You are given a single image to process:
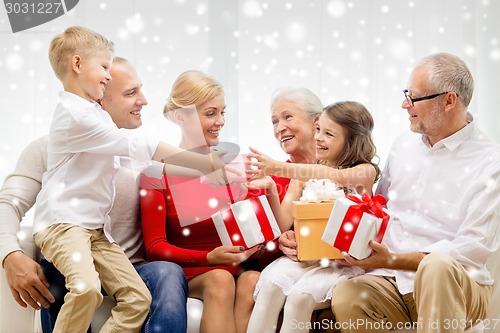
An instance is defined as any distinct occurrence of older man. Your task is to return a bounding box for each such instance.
[330,53,500,332]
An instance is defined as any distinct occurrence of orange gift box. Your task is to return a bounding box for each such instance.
[292,201,343,261]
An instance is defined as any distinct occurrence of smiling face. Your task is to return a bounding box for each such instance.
[314,112,346,166]
[403,65,447,139]
[179,93,226,149]
[196,94,226,147]
[271,99,317,162]
[100,60,148,129]
[76,51,113,102]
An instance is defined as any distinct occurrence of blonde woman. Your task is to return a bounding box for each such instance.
[140,70,259,333]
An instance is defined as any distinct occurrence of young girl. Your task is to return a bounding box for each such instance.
[246,101,381,333]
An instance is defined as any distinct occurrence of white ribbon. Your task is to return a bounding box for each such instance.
[299,179,345,203]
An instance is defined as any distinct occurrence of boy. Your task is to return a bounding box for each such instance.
[34,26,221,333]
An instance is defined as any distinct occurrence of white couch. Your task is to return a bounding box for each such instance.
[0,222,202,333]
[2,223,499,333]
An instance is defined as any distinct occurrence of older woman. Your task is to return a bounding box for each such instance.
[240,87,324,331]
[267,87,323,200]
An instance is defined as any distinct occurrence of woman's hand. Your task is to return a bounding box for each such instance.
[200,164,243,187]
[247,147,279,178]
[278,230,298,261]
[206,245,260,266]
[245,176,276,192]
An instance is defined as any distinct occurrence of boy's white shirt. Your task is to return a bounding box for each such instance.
[33,91,159,240]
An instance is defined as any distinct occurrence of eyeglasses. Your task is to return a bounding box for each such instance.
[403,89,456,107]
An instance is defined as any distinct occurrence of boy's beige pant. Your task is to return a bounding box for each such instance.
[35,223,152,333]
[331,252,492,333]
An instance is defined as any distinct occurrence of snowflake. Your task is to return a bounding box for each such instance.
[5,53,23,72]
[70,197,80,207]
[208,198,218,208]
[242,0,263,18]
[490,49,500,61]
[29,40,42,52]
[17,230,26,241]
[75,281,86,293]
[464,45,475,57]
[319,258,330,267]
[285,23,307,43]
[72,251,82,262]
[196,3,207,15]
[125,13,144,34]
[265,241,276,252]
[343,222,354,232]
[359,77,370,87]
[327,0,346,18]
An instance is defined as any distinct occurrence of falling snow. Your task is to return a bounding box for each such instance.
[1,1,500,240]
[5,53,23,71]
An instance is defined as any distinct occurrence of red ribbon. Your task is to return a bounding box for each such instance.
[345,193,387,218]
[220,207,246,247]
[333,194,390,253]
[220,196,275,248]
[333,205,364,252]
[249,196,275,242]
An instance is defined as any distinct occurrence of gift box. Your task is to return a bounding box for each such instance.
[163,143,249,227]
[292,201,343,261]
[212,195,281,248]
[321,194,392,259]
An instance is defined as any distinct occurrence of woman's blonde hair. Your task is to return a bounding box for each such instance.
[164,70,224,121]
[48,26,114,81]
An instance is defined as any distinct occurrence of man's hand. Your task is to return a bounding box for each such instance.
[279,230,298,261]
[338,241,426,271]
[3,251,54,309]
[340,240,394,270]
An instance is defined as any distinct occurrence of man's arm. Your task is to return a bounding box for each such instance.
[0,136,54,309]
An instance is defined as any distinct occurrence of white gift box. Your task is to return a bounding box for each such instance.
[321,195,392,259]
[212,195,281,248]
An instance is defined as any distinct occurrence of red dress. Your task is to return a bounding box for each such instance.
[140,173,248,280]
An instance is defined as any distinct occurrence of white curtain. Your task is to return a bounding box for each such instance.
[1,0,499,182]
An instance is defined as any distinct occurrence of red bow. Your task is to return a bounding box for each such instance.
[340,193,390,245]
[345,193,386,219]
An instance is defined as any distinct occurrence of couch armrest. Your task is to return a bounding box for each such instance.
[0,222,38,333]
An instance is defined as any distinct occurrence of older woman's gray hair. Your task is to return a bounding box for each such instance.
[270,87,323,119]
